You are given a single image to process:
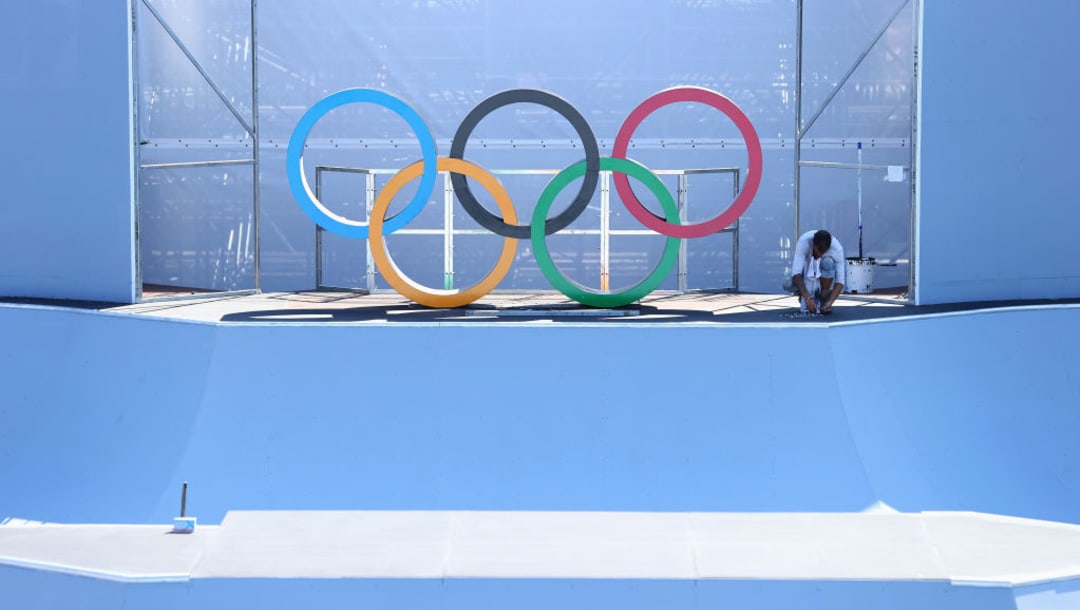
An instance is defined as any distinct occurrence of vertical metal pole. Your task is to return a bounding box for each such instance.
[794,0,804,243]
[857,141,864,259]
[131,0,143,302]
[251,0,261,291]
[366,173,376,292]
[180,481,188,518]
[909,0,920,303]
[443,171,454,290]
[677,174,688,293]
[315,169,323,289]
[600,170,610,292]
[733,171,741,292]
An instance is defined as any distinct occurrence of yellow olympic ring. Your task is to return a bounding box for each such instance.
[369,157,518,308]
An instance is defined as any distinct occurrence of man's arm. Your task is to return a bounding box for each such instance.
[789,233,816,312]
[791,273,818,313]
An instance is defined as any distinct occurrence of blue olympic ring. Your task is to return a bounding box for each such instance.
[286,88,438,239]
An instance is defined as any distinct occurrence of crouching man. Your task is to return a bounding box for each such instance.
[787,229,845,314]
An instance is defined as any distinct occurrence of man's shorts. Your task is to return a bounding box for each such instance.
[819,255,836,279]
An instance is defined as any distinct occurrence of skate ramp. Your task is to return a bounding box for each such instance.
[2,510,1079,610]
[0,304,1077,525]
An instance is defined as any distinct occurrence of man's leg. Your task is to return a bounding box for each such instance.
[800,277,821,312]
[819,256,836,296]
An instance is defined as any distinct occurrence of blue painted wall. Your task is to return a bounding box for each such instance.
[0,567,1026,610]
[3,1,1078,306]
[0,1,135,303]
[916,1,1080,304]
[1014,578,1080,610]
[0,565,129,610]
[1,305,1077,526]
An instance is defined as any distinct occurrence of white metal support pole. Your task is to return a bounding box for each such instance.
[251,0,261,291]
[131,0,143,302]
[677,173,688,293]
[794,0,804,244]
[857,141,864,259]
[443,171,454,290]
[366,174,376,292]
[910,0,921,302]
[315,169,323,288]
[733,171,741,292]
[600,170,610,291]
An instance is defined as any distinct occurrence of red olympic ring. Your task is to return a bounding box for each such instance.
[611,86,763,239]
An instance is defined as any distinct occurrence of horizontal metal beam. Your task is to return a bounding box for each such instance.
[139,288,258,304]
[153,137,910,151]
[141,159,255,170]
[314,167,757,177]
[682,167,739,176]
[799,160,893,171]
[316,166,375,175]
[380,228,737,237]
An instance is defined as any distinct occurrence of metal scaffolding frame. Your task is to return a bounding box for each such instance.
[129,1,919,302]
[131,0,260,302]
[314,167,741,295]
[795,0,918,303]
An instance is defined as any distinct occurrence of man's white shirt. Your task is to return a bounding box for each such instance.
[790,230,846,287]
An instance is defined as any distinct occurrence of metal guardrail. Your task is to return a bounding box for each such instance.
[314,166,741,295]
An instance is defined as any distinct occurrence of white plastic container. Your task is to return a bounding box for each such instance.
[845,257,876,294]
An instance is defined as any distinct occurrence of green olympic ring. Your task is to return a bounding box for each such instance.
[531,157,681,308]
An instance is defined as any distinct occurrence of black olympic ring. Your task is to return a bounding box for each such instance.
[449,89,601,239]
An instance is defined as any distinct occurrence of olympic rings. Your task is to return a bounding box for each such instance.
[286,88,438,239]
[532,157,681,308]
[611,86,763,239]
[369,158,519,309]
[288,86,762,308]
[449,89,600,239]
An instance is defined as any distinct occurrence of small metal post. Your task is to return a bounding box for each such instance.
[600,170,611,291]
[180,481,188,518]
[315,168,324,289]
[677,173,688,293]
[794,0,804,243]
[366,173,377,292]
[251,0,261,292]
[857,142,864,259]
[444,170,454,290]
[732,170,741,292]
